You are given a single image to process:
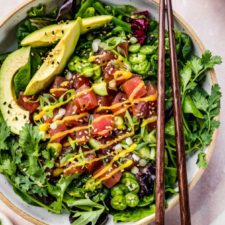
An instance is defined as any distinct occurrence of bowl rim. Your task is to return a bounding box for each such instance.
[0,0,219,225]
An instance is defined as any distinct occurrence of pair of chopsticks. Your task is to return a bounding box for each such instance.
[155,0,191,225]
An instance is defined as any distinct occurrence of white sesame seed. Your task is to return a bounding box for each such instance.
[50,123,57,130]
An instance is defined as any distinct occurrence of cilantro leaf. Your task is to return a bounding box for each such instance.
[180,66,192,91]
[0,159,16,175]
[0,115,11,150]
[201,50,222,70]
[19,124,42,176]
[192,91,209,112]
[197,152,208,168]
[187,57,203,75]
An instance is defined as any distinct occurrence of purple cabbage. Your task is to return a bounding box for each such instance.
[136,163,156,198]
[56,0,76,21]
[130,11,150,45]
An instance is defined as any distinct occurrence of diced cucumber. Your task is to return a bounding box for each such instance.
[92,81,108,96]
[137,146,151,159]
[114,116,125,130]
[89,139,101,149]
[150,147,156,161]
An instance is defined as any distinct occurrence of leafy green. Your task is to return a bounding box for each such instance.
[29,18,55,29]
[49,175,77,213]
[0,1,222,224]
[0,53,9,67]
[19,125,42,175]
[197,152,208,168]
[16,19,37,43]
[14,57,31,95]
[0,113,11,150]
[165,167,177,188]
[183,95,204,118]
[70,199,105,225]
[27,4,46,18]
[113,205,155,222]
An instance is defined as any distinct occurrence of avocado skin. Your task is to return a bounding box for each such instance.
[0,47,30,134]
[24,18,82,96]
[21,16,113,47]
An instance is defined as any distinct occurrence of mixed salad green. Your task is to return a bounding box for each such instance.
[0,0,222,225]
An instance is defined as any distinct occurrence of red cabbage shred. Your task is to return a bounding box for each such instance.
[130,11,150,45]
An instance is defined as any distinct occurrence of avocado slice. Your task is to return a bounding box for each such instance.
[0,47,31,134]
[81,15,113,34]
[21,16,113,47]
[24,18,82,95]
[21,23,73,47]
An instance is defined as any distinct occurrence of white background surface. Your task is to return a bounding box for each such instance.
[0,0,225,225]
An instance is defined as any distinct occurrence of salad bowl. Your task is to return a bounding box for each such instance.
[0,0,219,225]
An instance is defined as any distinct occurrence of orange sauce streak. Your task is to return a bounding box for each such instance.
[63,155,108,172]
[61,131,134,166]
[113,70,132,82]
[50,88,68,94]
[96,92,157,113]
[55,113,89,125]
[128,82,145,100]
[99,160,133,182]
[93,144,136,179]
[35,88,93,121]
[50,125,91,142]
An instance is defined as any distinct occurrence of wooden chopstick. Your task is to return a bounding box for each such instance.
[166,0,191,224]
[155,0,166,224]
[156,0,191,224]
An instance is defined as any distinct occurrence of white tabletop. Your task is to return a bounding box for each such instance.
[0,1,225,225]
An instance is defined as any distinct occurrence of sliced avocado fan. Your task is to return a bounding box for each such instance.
[21,15,113,47]
[24,18,82,96]
[0,47,31,134]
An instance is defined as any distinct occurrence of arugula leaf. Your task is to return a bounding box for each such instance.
[69,199,105,225]
[49,175,77,213]
[72,209,104,225]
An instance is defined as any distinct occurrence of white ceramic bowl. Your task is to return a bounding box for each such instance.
[0,0,218,225]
